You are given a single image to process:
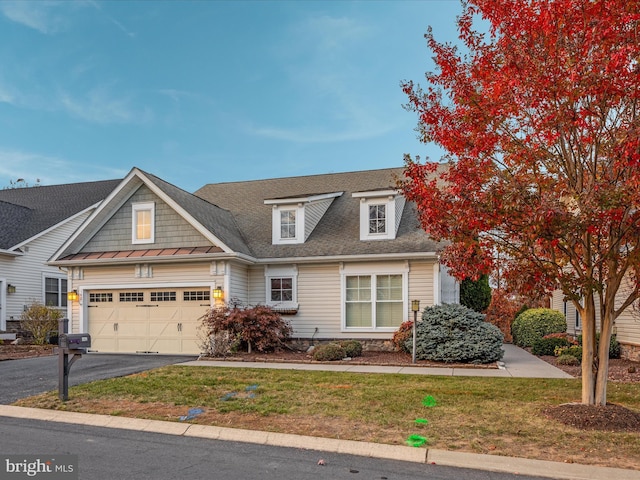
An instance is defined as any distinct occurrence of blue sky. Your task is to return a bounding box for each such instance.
[0,0,464,192]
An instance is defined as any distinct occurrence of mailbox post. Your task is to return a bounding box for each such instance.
[57,318,91,401]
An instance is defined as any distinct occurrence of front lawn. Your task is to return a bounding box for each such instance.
[14,366,640,470]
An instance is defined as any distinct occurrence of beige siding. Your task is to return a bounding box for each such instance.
[293,264,341,337]
[614,280,640,347]
[83,185,213,252]
[248,266,266,305]
[408,260,435,310]
[229,263,249,305]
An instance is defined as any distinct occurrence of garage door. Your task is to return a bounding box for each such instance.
[87,288,211,354]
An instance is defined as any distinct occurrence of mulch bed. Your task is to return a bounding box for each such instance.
[544,403,640,432]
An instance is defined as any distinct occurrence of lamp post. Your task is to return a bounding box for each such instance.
[411,299,420,364]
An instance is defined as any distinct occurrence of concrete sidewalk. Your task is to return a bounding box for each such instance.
[179,344,574,379]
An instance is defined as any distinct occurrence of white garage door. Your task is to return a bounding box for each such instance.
[87,288,211,354]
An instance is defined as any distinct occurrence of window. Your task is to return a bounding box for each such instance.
[280,210,296,239]
[89,292,113,303]
[369,204,386,234]
[184,290,210,301]
[120,292,144,302]
[45,277,67,308]
[270,278,293,302]
[150,291,176,302]
[132,202,155,244]
[344,273,404,329]
[265,265,298,308]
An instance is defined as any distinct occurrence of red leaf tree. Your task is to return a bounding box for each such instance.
[400,0,640,405]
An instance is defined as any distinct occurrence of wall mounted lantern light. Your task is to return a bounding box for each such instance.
[67,290,79,302]
[7,284,16,294]
[212,287,224,300]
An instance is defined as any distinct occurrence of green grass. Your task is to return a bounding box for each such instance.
[14,366,640,469]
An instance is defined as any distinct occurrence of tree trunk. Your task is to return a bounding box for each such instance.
[594,313,614,406]
[580,295,597,405]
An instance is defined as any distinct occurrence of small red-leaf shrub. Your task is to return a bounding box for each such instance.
[483,290,522,343]
[201,304,292,353]
[392,321,414,353]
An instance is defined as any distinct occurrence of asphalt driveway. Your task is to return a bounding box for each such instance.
[0,353,197,404]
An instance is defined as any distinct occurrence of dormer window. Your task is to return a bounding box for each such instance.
[369,204,386,235]
[280,209,297,239]
[132,201,155,244]
[353,190,405,241]
[265,191,343,245]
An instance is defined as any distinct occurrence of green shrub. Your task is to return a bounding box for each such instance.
[555,345,582,359]
[339,340,363,358]
[557,354,580,366]
[460,275,492,313]
[20,302,62,345]
[532,336,572,356]
[576,333,621,359]
[405,303,504,364]
[313,343,346,361]
[392,321,413,353]
[511,308,566,348]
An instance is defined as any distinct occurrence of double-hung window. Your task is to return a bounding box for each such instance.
[132,202,155,244]
[265,265,298,309]
[45,276,67,308]
[343,266,406,330]
[280,210,297,240]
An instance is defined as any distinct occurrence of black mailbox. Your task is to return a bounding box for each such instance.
[59,333,91,349]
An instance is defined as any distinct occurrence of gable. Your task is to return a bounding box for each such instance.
[81,184,217,253]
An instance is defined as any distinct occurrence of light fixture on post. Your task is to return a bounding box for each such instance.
[67,290,78,302]
[212,286,224,300]
[411,299,420,364]
[6,284,16,294]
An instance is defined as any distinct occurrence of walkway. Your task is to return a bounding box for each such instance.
[179,343,573,379]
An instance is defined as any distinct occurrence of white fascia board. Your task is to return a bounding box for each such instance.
[0,249,23,257]
[352,189,399,199]
[264,191,343,205]
[255,251,439,265]
[136,170,236,254]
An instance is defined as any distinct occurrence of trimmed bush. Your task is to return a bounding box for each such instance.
[555,345,582,359]
[576,333,621,359]
[511,308,566,348]
[557,354,580,366]
[339,340,363,358]
[20,302,62,345]
[532,336,572,356]
[392,321,413,353]
[405,303,504,364]
[313,343,346,361]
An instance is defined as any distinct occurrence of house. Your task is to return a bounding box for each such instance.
[551,288,640,362]
[0,179,121,334]
[49,166,459,355]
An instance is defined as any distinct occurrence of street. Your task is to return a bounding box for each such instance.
[0,416,550,480]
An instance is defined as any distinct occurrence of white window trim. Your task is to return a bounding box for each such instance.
[265,265,298,308]
[270,205,305,245]
[353,191,401,241]
[43,273,68,309]
[340,263,408,332]
[132,201,155,244]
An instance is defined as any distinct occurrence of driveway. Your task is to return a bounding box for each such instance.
[0,353,197,404]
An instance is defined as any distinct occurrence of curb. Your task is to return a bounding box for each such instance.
[1,405,638,480]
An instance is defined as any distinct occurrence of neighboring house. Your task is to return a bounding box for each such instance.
[50,166,458,355]
[0,179,121,333]
[551,287,640,362]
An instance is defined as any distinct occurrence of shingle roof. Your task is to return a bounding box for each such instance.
[194,167,444,259]
[0,179,121,250]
